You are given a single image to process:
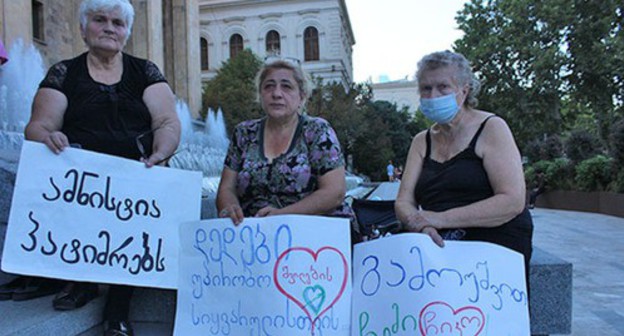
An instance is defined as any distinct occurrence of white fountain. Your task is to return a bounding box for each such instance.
[0,39,45,153]
[169,101,229,197]
[0,39,47,283]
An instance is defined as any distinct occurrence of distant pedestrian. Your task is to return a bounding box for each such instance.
[387,160,395,182]
[394,165,403,181]
[528,171,546,209]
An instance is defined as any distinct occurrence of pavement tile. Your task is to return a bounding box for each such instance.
[532,208,624,336]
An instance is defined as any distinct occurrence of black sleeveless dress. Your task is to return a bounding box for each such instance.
[414,116,533,274]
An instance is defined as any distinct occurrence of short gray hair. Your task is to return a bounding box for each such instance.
[256,59,313,105]
[79,0,135,39]
[416,50,481,108]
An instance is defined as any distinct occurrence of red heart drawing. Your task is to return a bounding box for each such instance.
[273,246,348,334]
[419,301,485,335]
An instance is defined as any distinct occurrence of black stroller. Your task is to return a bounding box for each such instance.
[350,194,402,242]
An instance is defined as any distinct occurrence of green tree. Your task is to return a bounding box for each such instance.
[454,0,623,150]
[202,49,263,133]
[407,108,431,138]
[307,80,367,160]
[565,1,624,146]
[349,99,426,180]
[369,100,415,165]
[351,103,394,180]
[454,0,568,150]
[307,80,401,180]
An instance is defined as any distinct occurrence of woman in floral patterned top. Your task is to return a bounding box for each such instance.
[216,58,352,225]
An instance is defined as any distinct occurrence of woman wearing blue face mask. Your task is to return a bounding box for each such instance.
[395,51,533,280]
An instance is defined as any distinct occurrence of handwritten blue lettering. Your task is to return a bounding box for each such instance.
[190,299,340,335]
[357,244,527,310]
[193,224,293,275]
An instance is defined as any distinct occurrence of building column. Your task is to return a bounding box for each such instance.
[1,0,31,47]
[163,0,201,118]
[125,0,164,70]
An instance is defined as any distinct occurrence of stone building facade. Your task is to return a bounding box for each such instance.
[198,0,355,88]
[371,79,420,115]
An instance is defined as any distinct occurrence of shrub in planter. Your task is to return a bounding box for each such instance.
[609,118,624,165]
[539,135,564,161]
[565,130,601,163]
[574,155,614,191]
[524,165,543,191]
[524,165,537,187]
[523,139,542,163]
[609,168,624,193]
[530,158,574,190]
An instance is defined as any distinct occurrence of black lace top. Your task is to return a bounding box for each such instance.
[39,52,167,159]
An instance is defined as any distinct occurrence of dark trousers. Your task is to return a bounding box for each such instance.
[464,209,534,298]
[104,285,134,321]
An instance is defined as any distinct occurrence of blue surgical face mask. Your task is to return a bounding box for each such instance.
[419,92,460,124]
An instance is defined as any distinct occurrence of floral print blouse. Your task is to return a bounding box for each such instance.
[224,114,353,218]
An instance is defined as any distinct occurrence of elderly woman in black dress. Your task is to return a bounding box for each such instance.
[23,0,179,334]
[395,51,533,282]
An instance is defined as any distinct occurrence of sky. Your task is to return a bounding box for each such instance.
[344,0,468,83]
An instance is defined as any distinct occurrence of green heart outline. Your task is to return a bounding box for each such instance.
[303,285,326,315]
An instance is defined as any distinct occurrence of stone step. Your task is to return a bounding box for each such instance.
[129,288,176,323]
[77,322,172,336]
[0,285,176,336]
[0,291,104,336]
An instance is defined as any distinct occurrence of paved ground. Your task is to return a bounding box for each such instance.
[531,208,624,335]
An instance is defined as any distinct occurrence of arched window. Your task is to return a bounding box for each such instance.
[266,30,281,55]
[200,37,209,71]
[229,34,244,59]
[304,26,319,61]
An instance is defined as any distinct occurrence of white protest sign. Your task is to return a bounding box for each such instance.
[175,215,352,336]
[1,140,202,289]
[352,233,530,336]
